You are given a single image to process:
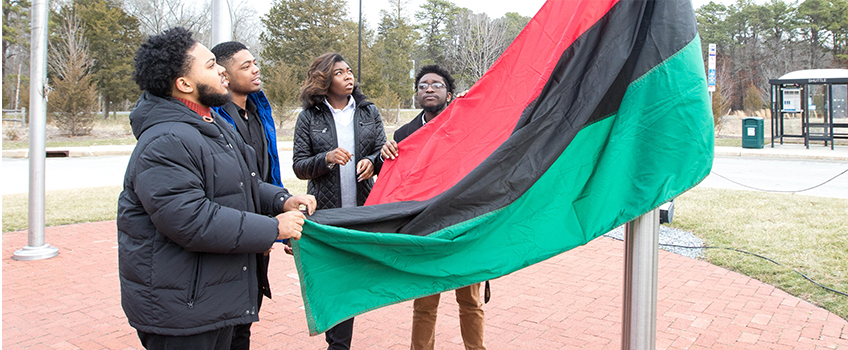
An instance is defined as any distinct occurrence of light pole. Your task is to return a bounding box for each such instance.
[358,0,362,82]
[210,0,232,46]
[409,59,415,108]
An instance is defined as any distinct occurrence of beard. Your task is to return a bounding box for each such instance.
[197,83,232,107]
[421,100,448,115]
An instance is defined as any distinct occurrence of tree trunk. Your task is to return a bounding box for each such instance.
[103,95,111,120]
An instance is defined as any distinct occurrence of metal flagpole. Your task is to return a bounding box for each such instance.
[621,209,660,349]
[210,0,233,47]
[14,0,59,261]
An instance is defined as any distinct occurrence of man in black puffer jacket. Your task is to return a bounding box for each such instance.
[118,27,316,349]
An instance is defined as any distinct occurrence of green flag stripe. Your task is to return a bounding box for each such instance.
[294,36,712,335]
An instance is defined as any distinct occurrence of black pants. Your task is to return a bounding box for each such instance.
[137,326,234,350]
[231,282,266,350]
[230,323,252,350]
[324,318,354,350]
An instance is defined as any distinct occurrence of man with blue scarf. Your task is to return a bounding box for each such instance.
[211,41,281,350]
[211,41,282,188]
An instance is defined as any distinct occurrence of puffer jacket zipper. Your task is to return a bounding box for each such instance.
[188,254,202,308]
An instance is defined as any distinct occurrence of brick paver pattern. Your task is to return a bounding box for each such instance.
[4,221,847,349]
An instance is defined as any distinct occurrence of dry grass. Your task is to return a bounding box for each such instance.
[2,186,123,232]
[2,115,135,150]
[669,187,848,319]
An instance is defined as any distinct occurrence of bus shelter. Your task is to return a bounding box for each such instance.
[769,69,848,149]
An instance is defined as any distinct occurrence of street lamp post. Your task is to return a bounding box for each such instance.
[210,0,232,46]
[358,0,362,82]
[409,59,415,108]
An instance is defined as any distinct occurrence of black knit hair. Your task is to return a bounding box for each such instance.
[414,65,455,96]
[210,41,248,68]
[132,27,197,97]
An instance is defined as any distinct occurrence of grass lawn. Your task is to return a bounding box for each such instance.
[4,180,845,319]
[3,116,137,150]
[714,138,741,147]
[714,137,776,148]
[3,186,124,232]
[668,187,848,319]
[2,136,137,150]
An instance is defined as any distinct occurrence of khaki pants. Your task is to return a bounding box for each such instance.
[410,283,485,350]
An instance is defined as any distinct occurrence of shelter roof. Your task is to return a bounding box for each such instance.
[771,69,848,84]
[778,69,848,80]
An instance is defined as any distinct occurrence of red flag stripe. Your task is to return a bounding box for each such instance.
[366,0,620,205]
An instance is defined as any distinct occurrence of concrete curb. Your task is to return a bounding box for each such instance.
[714,145,848,161]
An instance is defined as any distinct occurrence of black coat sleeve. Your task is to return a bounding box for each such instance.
[257,181,292,216]
[292,109,333,180]
[133,133,277,254]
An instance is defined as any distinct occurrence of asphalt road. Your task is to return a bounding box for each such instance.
[3,152,848,199]
[1,151,296,195]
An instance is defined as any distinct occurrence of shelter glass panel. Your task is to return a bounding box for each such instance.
[834,85,847,120]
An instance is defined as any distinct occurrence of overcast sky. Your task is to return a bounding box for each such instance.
[254,0,726,28]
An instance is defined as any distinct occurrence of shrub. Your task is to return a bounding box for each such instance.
[47,11,97,136]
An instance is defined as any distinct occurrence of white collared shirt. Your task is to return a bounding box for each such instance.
[324,96,357,208]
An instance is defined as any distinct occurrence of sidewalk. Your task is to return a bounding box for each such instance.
[714,143,848,161]
[4,142,848,161]
[3,222,847,349]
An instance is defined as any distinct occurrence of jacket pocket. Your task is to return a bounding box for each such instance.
[187,254,202,308]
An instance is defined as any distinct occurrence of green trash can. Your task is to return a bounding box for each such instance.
[742,117,764,149]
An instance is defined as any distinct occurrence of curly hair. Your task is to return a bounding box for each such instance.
[415,65,455,96]
[132,27,197,97]
[210,41,248,68]
[300,52,363,109]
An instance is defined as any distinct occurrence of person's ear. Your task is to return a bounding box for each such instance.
[175,76,194,94]
[446,92,453,103]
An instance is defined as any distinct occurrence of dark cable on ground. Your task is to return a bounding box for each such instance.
[710,167,848,194]
[606,235,848,299]
[662,243,848,298]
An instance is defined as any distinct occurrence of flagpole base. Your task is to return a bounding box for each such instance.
[13,244,59,261]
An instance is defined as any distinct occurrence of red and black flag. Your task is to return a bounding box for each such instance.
[293,0,714,335]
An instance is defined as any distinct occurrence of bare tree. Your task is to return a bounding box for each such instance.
[47,10,98,135]
[230,0,261,51]
[125,0,262,53]
[124,0,211,42]
[445,10,508,89]
[713,60,734,133]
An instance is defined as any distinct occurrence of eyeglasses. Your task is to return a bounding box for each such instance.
[417,82,446,90]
